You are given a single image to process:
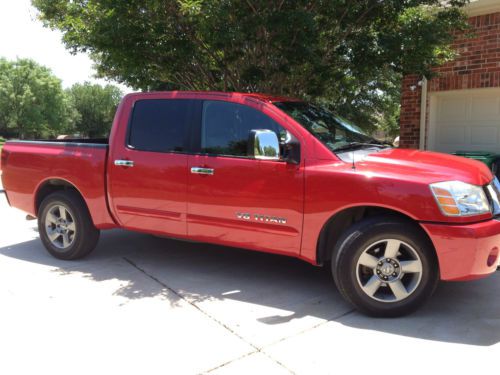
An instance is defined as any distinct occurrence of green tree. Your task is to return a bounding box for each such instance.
[0,58,73,139]
[32,0,469,131]
[67,82,122,137]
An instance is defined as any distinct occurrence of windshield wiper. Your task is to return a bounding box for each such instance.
[333,142,387,153]
[334,142,388,152]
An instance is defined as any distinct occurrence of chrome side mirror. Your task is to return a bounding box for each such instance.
[248,130,280,161]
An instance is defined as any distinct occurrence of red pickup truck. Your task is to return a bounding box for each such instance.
[2,91,499,316]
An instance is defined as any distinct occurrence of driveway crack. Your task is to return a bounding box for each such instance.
[263,307,356,349]
[122,257,259,349]
[123,256,304,375]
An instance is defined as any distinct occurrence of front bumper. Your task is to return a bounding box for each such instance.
[422,219,500,281]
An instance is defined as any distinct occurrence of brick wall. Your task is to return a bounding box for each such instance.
[399,12,500,148]
[399,75,422,148]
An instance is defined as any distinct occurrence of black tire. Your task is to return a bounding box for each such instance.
[332,216,439,317]
[38,190,100,260]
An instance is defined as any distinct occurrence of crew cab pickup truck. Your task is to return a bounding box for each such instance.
[2,91,500,317]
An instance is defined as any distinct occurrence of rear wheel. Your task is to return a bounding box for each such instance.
[332,216,439,317]
[38,190,100,260]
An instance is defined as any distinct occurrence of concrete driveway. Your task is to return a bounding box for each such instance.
[0,191,499,375]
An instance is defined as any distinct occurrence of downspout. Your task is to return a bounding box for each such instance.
[419,77,428,150]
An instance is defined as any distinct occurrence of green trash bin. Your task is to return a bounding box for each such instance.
[453,151,500,178]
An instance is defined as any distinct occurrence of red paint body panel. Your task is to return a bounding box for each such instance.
[421,220,500,281]
[187,154,304,256]
[107,148,188,237]
[1,142,116,229]
[1,91,499,283]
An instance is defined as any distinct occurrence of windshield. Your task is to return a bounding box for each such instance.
[274,102,381,152]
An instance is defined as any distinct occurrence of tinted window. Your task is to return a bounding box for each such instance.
[201,101,284,157]
[129,99,194,152]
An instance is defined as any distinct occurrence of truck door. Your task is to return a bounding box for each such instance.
[108,99,199,237]
[187,100,304,256]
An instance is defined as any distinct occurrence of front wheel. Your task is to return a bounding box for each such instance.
[332,217,439,317]
[38,190,100,260]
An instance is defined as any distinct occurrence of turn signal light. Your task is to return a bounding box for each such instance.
[431,186,461,216]
[440,205,460,215]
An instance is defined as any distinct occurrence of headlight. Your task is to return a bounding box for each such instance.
[430,181,490,216]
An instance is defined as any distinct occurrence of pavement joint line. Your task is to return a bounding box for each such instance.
[123,256,297,374]
[260,351,297,375]
[333,308,357,320]
[121,256,252,344]
[262,307,356,350]
[203,350,297,375]
[202,350,259,374]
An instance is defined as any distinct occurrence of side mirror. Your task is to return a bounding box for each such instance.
[248,130,280,161]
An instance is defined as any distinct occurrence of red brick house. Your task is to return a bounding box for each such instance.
[400,0,500,152]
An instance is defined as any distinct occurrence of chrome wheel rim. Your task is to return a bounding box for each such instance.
[45,204,76,250]
[355,239,423,303]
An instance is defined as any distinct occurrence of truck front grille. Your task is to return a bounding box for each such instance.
[485,178,500,217]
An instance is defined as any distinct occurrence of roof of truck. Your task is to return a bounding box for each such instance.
[124,91,301,103]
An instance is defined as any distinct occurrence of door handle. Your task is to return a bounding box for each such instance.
[191,167,214,175]
[114,159,134,168]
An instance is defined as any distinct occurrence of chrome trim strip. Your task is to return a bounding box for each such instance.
[486,178,500,216]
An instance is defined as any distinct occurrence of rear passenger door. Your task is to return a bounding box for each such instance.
[187,100,304,256]
[108,99,199,237]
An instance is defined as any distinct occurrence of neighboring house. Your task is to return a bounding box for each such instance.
[400,0,500,152]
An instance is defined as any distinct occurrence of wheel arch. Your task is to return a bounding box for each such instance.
[315,205,436,266]
[34,178,88,217]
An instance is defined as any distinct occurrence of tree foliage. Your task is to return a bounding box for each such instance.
[0,58,122,139]
[67,82,122,137]
[32,0,469,130]
[0,58,73,138]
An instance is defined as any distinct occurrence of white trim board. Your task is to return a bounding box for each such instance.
[466,0,500,17]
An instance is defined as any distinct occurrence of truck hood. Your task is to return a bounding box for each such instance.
[341,147,494,186]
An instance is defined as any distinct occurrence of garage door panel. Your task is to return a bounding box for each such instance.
[470,126,498,145]
[430,88,500,153]
[437,97,468,121]
[437,125,466,145]
[470,97,500,121]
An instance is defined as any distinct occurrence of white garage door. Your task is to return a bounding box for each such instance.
[428,88,500,153]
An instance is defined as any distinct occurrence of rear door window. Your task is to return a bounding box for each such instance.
[128,99,196,152]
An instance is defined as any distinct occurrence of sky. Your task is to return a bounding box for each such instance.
[0,0,132,93]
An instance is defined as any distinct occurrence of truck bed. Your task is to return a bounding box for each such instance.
[27,138,109,145]
[1,140,116,228]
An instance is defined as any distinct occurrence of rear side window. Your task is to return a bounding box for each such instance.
[201,101,284,157]
[128,99,195,152]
